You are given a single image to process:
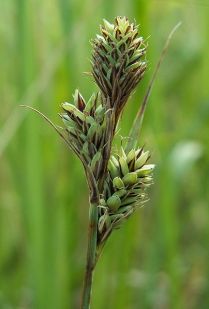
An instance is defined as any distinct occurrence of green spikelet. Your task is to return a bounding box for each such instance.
[102,146,155,231]
[92,17,147,122]
[113,176,124,189]
[119,156,129,176]
[108,159,119,179]
[113,189,127,198]
[84,93,96,114]
[107,195,121,212]
[123,172,138,186]
[136,164,155,177]
[135,151,150,169]
[62,102,86,122]
[73,89,86,111]
[126,149,136,164]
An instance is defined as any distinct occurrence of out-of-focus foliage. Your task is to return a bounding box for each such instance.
[0,1,209,308]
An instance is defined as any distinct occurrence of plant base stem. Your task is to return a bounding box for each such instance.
[81,202,98,309]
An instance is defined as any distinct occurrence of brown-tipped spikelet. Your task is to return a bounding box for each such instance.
[60,90,107,180]
[92,17,147,122]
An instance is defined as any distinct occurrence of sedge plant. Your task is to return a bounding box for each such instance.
[62,18,153,308]
[21,16,180,309]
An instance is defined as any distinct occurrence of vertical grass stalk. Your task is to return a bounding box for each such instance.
[81,202,98,308]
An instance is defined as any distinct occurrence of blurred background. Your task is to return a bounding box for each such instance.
[0,0,209,308]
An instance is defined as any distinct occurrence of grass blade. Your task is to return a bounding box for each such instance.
[126,22,182,152]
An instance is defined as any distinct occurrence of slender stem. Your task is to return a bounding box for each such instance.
[126,22,181,152]
[81,202,98,309]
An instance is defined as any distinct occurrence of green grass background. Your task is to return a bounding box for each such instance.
[0,0,209,308]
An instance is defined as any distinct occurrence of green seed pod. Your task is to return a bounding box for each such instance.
[130,48,144,62]
[108,159,119,179]
[84,93,96,113]
[103,19,115,31]
[62,103,86,122]
[120,147,127,160]
[62,102,74,112]
[111,155,119,167]
[113,189,127,198]
[86,115,96,126]
[123,172,138,186]
[126,149,136,164]
[135,151,150,169]
[135,148,143,158]
[107,195,121,212]
[136,164,155,177]
[119,157,129,176]
[113,176,124,189]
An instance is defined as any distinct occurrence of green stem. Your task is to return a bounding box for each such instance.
[81,202,98,309]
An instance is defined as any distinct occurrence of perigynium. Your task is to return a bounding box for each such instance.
[22,16,180,309]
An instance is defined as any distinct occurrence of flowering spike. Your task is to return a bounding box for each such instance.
[92,17,147,122]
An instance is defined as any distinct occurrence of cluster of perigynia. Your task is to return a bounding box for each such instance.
[60,17,154,239]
